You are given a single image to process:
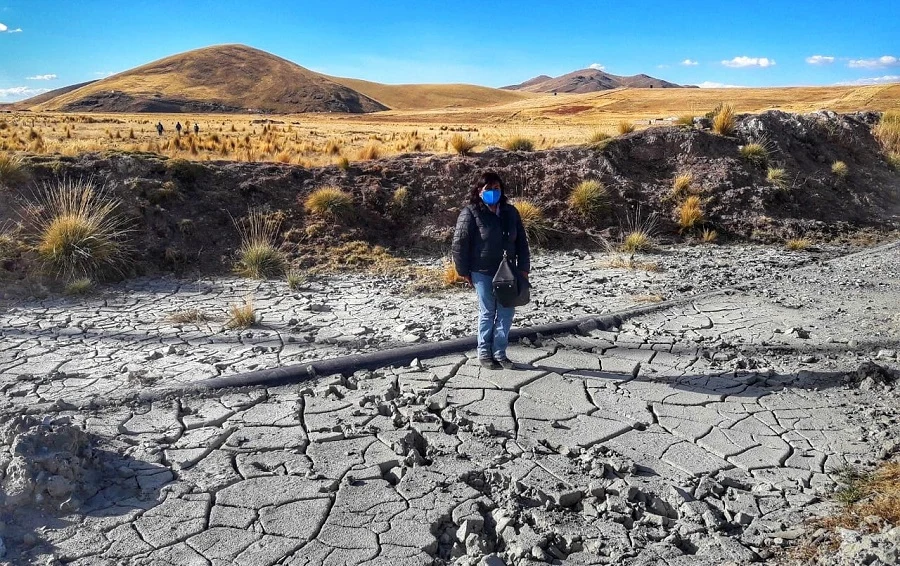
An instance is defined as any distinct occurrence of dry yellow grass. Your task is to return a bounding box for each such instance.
[64,277,93,295]
[2,84,898,167]
[28,178,130,278]
[621,231,653,252]
[505,136,534,151]
[617,121,636,134]
[874,110,900,154]
[511,199,547,244]
[226,298,256,329]
[233,209,286,279]
[767,167,788,188]
[168,309,210,324]
[441,260,465,287]
[700,228,718,243]
[450,134,477,155]
[740,142,768,166]
[832,160,849,178]
[786,237,811,250]
[677,195,704,231]
[0,152,27,186]
[305,186,353,219]
[712,103,736,136]
[568,179,606,218]
[672,173,693,197]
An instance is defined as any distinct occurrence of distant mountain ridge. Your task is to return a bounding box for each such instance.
[503,68,685,93]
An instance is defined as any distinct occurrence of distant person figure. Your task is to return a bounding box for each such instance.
[193,122,199,135]
[155,122,164,136]
[175,122,182,136]
[452,170,530,370]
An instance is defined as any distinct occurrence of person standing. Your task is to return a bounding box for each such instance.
[175,122,182,136]
[452,171,530,369]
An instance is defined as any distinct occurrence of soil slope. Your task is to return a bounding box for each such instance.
[1,110,897,279]
[29,44,387,114]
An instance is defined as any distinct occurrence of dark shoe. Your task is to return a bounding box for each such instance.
[495,357,515,370]
[479,357,500,370]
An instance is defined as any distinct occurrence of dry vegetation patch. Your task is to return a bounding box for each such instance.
[233,209,286,279]
[27,178,130,279]
[568,179,607,219]
[226,298,256,329]
[511,199,548,245]
[677,195,704,232]
[305,186,353,220]
[712,103,736,136]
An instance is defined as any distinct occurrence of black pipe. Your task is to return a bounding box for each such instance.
[179,289,728,394]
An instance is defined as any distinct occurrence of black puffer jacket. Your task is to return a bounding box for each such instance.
[452,202,530,277]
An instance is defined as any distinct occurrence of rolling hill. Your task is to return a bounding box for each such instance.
[30,44,388,114]
[325,76,532,111]
[503,68,684,93]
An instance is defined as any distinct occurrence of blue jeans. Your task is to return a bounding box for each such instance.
[471,271,515,360]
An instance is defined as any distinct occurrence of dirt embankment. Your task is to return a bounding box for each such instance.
[0,110,897,279]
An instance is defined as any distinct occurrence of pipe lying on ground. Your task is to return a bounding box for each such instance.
[179,289,733,393]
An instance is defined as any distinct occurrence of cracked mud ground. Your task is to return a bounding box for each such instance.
[1,242,898,565]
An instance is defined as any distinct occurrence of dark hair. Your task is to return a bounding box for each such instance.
[467,170,508,206]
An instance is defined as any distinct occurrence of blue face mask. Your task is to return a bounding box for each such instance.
[481,188,501,206]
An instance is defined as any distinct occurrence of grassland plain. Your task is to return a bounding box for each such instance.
[1,84,898,167]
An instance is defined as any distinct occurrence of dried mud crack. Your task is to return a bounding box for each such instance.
[0,240,896,564]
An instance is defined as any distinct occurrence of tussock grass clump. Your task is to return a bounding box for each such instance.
[392,186,410,209]
[0,152,28,187]
[700,228,718,243]
[305,186,353,219]
[588,130,611,145]
[226,299,256,329]
[617,121,636,135]
[286,269,305,290]
[336,156,350,170]
[767,167,787,188]
[450,134,477,156]
[168,309,210,324]
[65,277,93,296]
[442,260,465,287]
[786,237,811,251]
[832,160,849,178]
[677,195,704,231]
[233,209,286,279]
[888,152,900,172]
[29,178,130,279]
[874,111,900,154]
[675,115,695,127]
[621,231,653,253]
[672,173,693,197]
[568,180,607,219]
[712,103,736,136]
[511,199,547,245]
[740,142,768,166]
[505,136,534,152]
[358,143,381,161]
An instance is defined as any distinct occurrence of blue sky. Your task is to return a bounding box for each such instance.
[1,0,898,101]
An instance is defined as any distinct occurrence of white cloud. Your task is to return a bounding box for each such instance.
[836,75,900,86]
[848,55,899,69]
[681,59,699,66]
[0,23,6,32]
[26,74,57,80]
[94,71,118,78]
[806,55,835,65]
[588,63,606,71]
[0,86,51,101]
[0,22,21,33]
[696,81,745,88]
[721,56,776,68]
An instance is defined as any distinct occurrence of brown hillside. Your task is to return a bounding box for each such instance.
[31,44,387,114]
[9,81,98,110]
[505,68,682,93]
[326,76,533,110]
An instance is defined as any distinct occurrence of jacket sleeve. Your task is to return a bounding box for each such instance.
[513,208,531,273]
[451,207,474,277]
